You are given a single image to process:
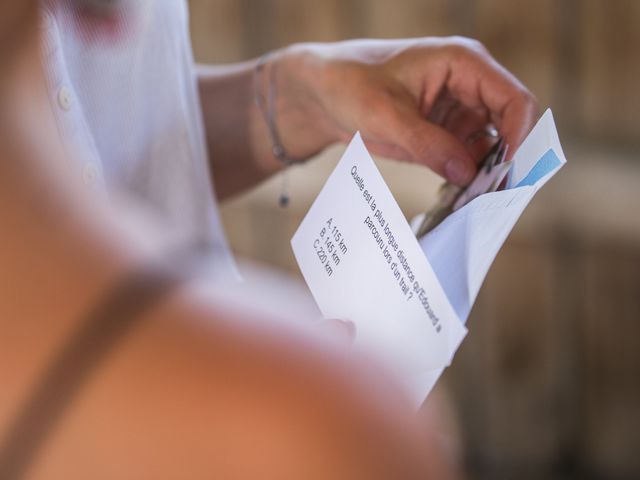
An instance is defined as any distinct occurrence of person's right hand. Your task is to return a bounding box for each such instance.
[276,36,539,185]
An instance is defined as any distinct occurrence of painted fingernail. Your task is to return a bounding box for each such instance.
[445,158,471,185]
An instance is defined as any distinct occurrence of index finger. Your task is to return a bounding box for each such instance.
[445,43,539,157]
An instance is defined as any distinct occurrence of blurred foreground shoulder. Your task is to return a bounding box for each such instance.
[27,284,431,480]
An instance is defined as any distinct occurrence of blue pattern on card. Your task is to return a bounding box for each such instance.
[515,148,562,187]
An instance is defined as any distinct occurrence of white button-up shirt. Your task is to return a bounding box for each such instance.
[40,0,237,280]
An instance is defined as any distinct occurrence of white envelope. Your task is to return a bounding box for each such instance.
[420,108,566,325]
[292,109,566,407]
[405,109,566,404]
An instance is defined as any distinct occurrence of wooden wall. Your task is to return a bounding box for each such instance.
[189,0,640,148]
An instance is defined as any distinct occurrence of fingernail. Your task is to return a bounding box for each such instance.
[445,158,471,185]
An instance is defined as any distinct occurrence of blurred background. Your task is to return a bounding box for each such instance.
[188,1,640,479]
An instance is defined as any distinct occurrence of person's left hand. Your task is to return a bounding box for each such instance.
[275,37,539,186]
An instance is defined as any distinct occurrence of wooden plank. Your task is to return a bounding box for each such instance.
[449,239,560,474]
[583,245,640,477]
[188,0,246,62]
[582,0,640,146]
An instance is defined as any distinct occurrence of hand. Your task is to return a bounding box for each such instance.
[277,37,539,186]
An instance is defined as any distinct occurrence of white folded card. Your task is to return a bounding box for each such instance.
[292,109,566,407]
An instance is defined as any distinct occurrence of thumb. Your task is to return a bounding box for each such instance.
[318,319,356,344]
[390,105,476,185]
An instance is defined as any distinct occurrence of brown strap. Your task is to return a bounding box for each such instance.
[0,267,182,479]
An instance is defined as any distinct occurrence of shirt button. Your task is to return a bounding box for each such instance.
[82,163,98,186]
[58,86,73,111]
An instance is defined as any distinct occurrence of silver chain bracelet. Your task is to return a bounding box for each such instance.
[254,53,297,207]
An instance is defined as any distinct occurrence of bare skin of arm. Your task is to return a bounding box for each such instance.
[0,22,436,480]
[199,39,538,200]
